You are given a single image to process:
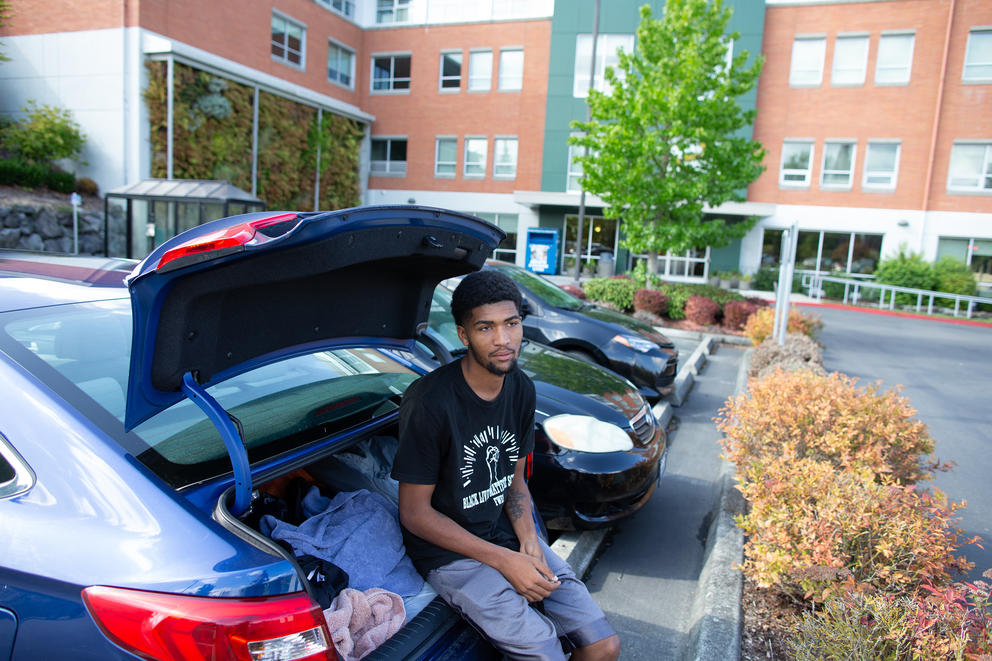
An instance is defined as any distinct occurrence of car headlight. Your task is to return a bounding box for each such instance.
[542,414,633,453]
[611,333,657,353]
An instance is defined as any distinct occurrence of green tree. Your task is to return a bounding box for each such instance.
[571,1,765,277]
[0,0,11,63]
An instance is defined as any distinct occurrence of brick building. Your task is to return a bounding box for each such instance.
[1,0,989,283]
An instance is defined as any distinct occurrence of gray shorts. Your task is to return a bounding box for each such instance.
[426,539,616,661]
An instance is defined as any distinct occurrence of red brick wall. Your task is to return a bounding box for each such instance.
[749,0,992,214]
[361,20,551,193]
[1,0,130,33]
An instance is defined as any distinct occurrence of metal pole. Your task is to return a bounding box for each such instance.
[573,0,600,282]
[166,56,174,179]
[251,86,260,197]
[314,108,322,211]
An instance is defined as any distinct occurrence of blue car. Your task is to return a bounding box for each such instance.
[0,206,663,661]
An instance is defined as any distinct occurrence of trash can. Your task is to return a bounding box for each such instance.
[597,252,614,277]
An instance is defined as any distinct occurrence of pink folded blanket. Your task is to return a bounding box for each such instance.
[323,587,406,661]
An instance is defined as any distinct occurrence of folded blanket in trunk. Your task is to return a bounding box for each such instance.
[261,487,422,597]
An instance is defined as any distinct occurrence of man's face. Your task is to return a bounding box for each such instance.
[456,300,523,376]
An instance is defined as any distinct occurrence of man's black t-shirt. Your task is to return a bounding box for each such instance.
[391,359,536,574]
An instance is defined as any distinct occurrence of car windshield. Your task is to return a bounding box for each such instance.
[488,263,585,310]
[429,286,463,351]
[0,299,418,489]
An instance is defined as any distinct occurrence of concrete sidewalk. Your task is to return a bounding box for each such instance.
[554,326,750,661]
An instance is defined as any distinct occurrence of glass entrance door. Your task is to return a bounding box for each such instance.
[561,215,618,274]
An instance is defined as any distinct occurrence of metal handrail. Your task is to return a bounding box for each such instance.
[803,272,992,319]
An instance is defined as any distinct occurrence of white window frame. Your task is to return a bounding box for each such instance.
[863,140,901,191]
[327,40,355,89]
[370,53,412,93]
[376,0,410,24]
[947,141,992,193]
[963,28,992,83]
[831,34,869,86]
[370,136,407,177]
[875,31,915,86]
[566,132,586,192]
[573,34,634,98]
[498,48,524,91]
[464,136,488,178]
[789,36,826,87]
[820,140,857,190]
[780,140,815,188]
[439,50,462,92]
[271,11,306,70]
[434,136,457,178]
[468,50,493,92]
[315,0,355,20]
[493,136,518,179]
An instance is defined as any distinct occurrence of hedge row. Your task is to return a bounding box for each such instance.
[0,158,75,193]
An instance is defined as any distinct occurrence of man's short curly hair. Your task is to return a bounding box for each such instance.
[451,270,522,327]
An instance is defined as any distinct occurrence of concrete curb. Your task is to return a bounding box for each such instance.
[682,347,753,661]
[670,334,714,407]
[655,325,753,347]
[551,528,610,579]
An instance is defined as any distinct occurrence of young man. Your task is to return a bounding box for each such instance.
[391,270,620,661]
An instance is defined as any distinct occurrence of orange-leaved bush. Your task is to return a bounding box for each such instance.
[743,306,822,345]
[731,456,973,603]
[717,369,940,486]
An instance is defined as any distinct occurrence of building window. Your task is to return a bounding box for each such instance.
[440,51,462,91]
[271,13,305,68]
[780,140,814,187]
[372,54,411,92]
[863,141,900,190]
[370,137,407,176]
[831,35,868,86]
[376,0,410,24]
[821,141,856,189]
[573,34,634,97]
[469,50,493,92]
[464,137,488,177]
[494,137,518,178]
[875,32,914,85]
[316,0,354,19]
[498,48,524,91]
[963,29,992,82]
[789,36,825,86]
[327,41,354,88]
[475,212,519,261]
[947,142,992,192]
[567,133,586,192]
[435,137,457,177]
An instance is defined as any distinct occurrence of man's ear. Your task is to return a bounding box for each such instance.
[456,324,470,347]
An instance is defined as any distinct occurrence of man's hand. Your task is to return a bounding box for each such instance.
[498,548,560,602]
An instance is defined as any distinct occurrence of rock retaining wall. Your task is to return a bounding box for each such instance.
[0,202,106,255]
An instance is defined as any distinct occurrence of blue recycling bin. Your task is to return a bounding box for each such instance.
[525,228,560,275]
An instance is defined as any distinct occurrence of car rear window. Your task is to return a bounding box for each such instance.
[0,299,419,489]
[488,264,586,310]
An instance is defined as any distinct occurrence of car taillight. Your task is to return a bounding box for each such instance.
[82,586,337,661]
[156,213,299,270]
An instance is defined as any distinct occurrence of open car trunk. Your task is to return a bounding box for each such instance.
[212,421,498,661]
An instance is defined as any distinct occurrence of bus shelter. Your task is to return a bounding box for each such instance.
[104,179,265,258]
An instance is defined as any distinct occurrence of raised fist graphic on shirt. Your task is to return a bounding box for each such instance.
[486,445,500,484]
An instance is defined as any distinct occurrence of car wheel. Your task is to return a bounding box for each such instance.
[566,349,598,365]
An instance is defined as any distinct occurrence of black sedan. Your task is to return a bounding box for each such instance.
[414,286,667,531]
[483,260,679,402]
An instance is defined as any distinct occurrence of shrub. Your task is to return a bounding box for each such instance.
[718,369,940,486]
[875,247,937,304]
[748,333,825,380]
[75,176,99,196]
[685,295,720,325]
[659,282,692,319]
[1,101,86,166]
[722,300,757,330]
[743,306,822,345]
[582,277,636,311]
[790,578,992,660]
[558,283,586,300]
[933,256,977,307]
[728,455,972,602]
[0,158,75,192]
[633,288,668,316]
